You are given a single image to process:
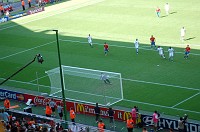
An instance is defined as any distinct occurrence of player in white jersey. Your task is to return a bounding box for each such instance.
[180,27,186,42]
[100,73,111,84]
[168,47,174,61]
[134,39,139,54]
[157,46,165,59]
[88,34,93,47]
[164,3,170,15]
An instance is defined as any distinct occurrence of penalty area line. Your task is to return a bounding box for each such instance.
[0,41,56,60]
[1,36,200,60]
[122,78,199,91]
[171,92,200,108]
[123,98,200,114]
[60,39,200,56]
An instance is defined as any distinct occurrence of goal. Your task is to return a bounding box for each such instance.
[45,65,123,106]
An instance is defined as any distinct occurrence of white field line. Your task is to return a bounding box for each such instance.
[65,89,120,100]
[49,90,62,96]
[1,77,200,114]
[28,73,200,91]
[2,38,200,60]
[59,31,200,47]
[60,39,200,56]
[172,92,200,108]
[29,74,49,83]
[122,78,199,91]
[0,0,105,31]
[0,78,50,88]
[0,41,55,60]
[123,99,200,114]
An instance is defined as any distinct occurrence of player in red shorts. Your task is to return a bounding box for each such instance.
[184,45,191,59]
[156,7,161,17]
[150,35,156,49]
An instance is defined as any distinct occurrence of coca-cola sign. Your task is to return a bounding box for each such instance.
[33,96,50,105]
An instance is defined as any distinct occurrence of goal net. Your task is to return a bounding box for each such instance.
[45,65,123,106]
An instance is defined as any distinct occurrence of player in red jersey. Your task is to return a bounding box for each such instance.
[104,42,109,56]
[184,45,191,59]
[156,7,161,17]
[150,35,156,49]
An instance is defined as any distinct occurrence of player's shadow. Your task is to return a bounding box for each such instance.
[160,15,167,18]
[170,11,177,15]
[161,12,177,18]
[185,37,196,41]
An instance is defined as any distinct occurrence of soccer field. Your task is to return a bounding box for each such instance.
[0,0,200,121]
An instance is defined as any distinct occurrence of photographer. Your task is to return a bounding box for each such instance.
[36,54,44,64]
[183,114,188,132]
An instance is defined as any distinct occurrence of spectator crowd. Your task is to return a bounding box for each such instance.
[0,97,190,132]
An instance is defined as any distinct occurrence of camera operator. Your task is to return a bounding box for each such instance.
[183,114,188,132]
[36,54,44,64]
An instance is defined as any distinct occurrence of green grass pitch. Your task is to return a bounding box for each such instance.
[0,0,200,121]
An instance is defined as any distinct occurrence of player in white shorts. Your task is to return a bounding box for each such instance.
[134,39,139,54]
[168,47,174,61]
[157,46,165,59]
[180,27,186,42]
[88,34,93,47]
[164,3,170,15]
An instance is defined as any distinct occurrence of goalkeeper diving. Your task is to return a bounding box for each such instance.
[100,73,112,84]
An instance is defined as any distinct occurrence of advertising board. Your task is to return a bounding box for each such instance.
[0,88,199,131]
[0,16,9,23]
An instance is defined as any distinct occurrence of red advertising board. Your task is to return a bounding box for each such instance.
[74,102,132,121]
[23,93,74,110]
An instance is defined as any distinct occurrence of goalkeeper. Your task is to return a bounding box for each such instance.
[100,73,111,84]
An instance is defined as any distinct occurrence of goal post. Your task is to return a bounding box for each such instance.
[45,65,123,106]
